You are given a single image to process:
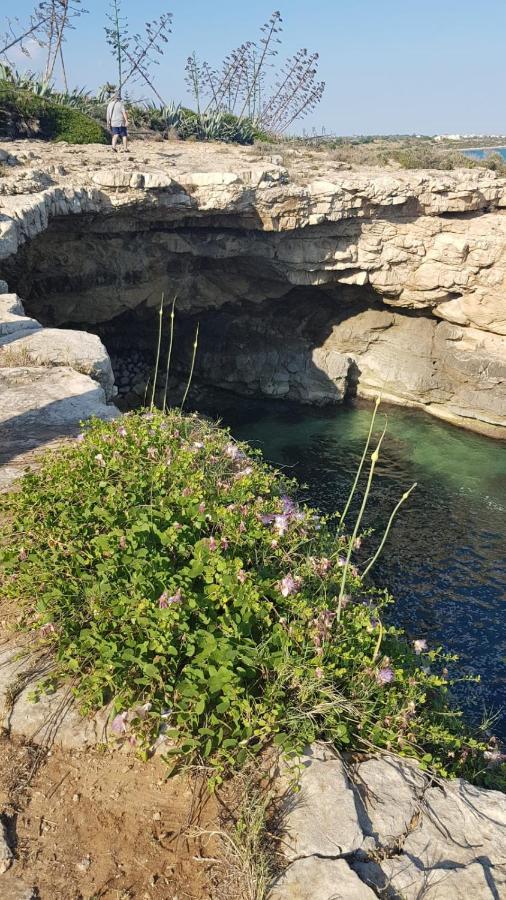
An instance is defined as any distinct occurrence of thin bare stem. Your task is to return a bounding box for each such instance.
[181,323,199,411]
[337,425,387,622]
[371,620,384,664]
[150,294,164,410]
[338,396,381,535]
[162,296,176,413]
[123,44,166,105]
[362,483,417,580]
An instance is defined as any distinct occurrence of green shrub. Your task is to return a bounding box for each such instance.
[1,409,503,786]
[0,84,108,144]
[391,145,477,170]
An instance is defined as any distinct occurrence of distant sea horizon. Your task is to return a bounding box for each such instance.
[462,146,506,160]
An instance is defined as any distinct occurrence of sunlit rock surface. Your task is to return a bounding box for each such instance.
[0,139,505,436]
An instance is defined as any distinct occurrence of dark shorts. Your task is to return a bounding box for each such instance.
[111,126,128,137]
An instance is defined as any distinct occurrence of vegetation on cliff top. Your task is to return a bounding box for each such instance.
[0,83,108,143]
[1,408,504,788]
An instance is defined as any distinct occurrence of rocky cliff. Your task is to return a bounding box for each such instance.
[0,139,505,437]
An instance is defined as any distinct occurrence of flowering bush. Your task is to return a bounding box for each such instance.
[1,409,503,786]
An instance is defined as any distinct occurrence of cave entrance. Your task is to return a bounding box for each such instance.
[0,211,392,412]
[0,210,437,420]
[63,285,374,412]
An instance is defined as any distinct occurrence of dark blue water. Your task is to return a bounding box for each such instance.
[463,146,506,160]
[214,398,506,738]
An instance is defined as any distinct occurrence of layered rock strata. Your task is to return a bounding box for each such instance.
[0,140,505,436]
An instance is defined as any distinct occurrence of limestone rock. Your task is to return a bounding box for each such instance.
[352,756,426,846]
[281,745,363,861]
[0,294,39,336]
[0,645,108,750]
[269,857,377,900]
[0,818,13,874]
[0,327,115,399]
[0,366,117,428]
[1,138,506,436]
[182,170,242,187]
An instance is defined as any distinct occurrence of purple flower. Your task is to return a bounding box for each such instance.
[260,513,275,525]
[220,537,229,550]
[40,622,56,637]
[111,712,128,735]
[413,639,428,655]
[225,443,246,461]
[237,569,247,584]
[193,441,204,450]
[279,574,302,597]
[131,701,152,720]
[376,666,394,685]
[274,514,289,536]
[281,495,297,515]
[198,502,206,514]
[76,432,85,443]
[238,520,246,533]
[208,536,217,551]
[159,588,182,608]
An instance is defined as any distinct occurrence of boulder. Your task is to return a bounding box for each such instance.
[280,745,363,861]
[0,327,115,399]
[270,857,377,900]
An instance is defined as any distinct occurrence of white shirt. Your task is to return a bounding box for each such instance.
[107,99,126,127]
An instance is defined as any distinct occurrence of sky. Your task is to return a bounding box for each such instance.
[3,0,506,135]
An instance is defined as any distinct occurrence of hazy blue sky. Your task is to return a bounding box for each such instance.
[4,0,506,135]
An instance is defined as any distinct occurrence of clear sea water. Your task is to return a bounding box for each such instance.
[462,147,506,160]
[210,397,506,738]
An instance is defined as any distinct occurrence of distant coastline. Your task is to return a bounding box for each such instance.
[456,145,506,153]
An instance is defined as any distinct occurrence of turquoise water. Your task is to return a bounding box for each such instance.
[211,397,506,737]
[462,146,506,160]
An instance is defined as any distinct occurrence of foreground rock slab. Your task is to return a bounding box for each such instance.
[270,857,376,900]
[270,745,506,900]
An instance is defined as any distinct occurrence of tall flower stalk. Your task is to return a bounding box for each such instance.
[162,297,176,413]
[181,323,199,410]
[362,483,417,579]
[150,294,164,410]
[337,425,387,621]
[338,395,381,535]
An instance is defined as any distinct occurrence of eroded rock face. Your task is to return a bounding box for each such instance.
[271,745,506,900]
[0,284,117,489]
[0,139,505,436]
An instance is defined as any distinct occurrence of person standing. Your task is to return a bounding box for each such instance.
[106,93,129,152]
